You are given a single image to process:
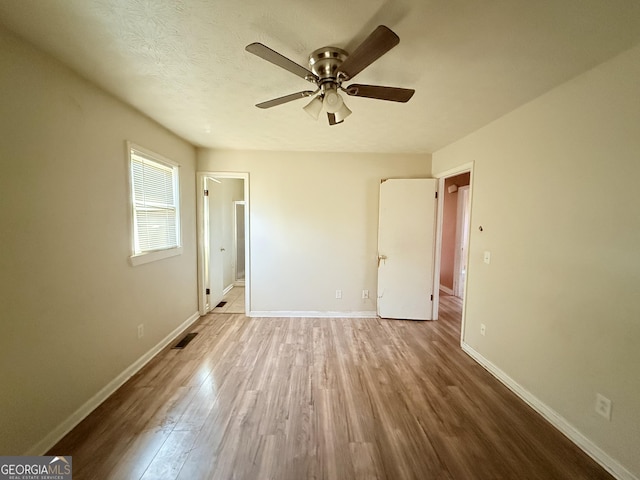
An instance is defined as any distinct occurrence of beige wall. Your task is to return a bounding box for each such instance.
[0,27,198,454]
[432,44,640,477]
[198,150,431,314]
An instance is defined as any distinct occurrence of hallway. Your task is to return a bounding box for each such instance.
[214,286,245,314]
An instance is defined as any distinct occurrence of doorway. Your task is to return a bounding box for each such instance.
[440,172,471,298]
[433,164,472,339]
[197,172,250,315]
[234,201,246,284]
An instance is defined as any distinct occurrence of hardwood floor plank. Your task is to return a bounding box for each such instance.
[138,429,199,480]
[107,428,172,480]
[48,295,615,479]
[316,387,356,480]
[171,376,218,432]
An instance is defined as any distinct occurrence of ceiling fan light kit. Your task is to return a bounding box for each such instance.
[334,102,352,123]
[323,86,343,113]
[303,96,324,120]
[246,25,415,126]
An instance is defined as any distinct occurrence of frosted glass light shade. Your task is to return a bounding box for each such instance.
[334,102,352,122]
[303,96,323,119]
[323,89,344,113]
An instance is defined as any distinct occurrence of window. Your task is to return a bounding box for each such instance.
[128,143,182,266]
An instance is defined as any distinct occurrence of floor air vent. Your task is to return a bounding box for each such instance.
[172,332,197,349]
[216,301,227,308]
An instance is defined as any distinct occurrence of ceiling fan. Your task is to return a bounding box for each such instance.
[245,25,415,126]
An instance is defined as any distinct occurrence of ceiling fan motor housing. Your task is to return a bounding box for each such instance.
[308,47,348,84]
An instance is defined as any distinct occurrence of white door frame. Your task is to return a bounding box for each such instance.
[233,200,246,285]
[432,162,473,340]
[196,171,250,315]
[453,185,470,298]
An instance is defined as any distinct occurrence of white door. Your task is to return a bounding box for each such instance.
[377,178,437,320]
[206,178,224,309]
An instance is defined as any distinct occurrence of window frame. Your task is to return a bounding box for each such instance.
[127,141,183,266]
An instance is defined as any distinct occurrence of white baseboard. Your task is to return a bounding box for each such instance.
[248,310,377,319]
[28,311,201,456]
[461,342,637,480]
[233,280,245,287]
[440,285,454,295]
[223,284,234,295]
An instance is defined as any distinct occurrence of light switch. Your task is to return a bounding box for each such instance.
[483,251,491,264]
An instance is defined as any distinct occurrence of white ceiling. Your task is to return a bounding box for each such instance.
[1,0,639,153]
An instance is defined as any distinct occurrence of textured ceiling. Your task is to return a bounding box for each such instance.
[1,0,640,153]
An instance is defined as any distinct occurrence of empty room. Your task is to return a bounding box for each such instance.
[1,1,639,479]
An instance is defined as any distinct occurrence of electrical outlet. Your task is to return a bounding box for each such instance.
[595,393,612,421]
[362,289,369,299]
[137,324,144,339]
[480,324,486,336]
[335,289,342,299]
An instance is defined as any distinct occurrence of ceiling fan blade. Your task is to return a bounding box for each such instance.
[338,25,399,80]
[345,84,415,102]
[256,91,315,109]
[346,0,409,54]
[327,113,343,126]
[246,43,318,84]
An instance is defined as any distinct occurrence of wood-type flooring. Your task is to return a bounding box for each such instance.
[48,295,614,479]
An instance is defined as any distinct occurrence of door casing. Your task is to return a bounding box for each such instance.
[433,162,473,342]
[196,172,250,315]
[453,185,470,298]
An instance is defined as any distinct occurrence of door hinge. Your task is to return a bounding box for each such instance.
[204,189,209,196]
[206,288,210,295]
[430,294,434,301]
[435,191,438,199]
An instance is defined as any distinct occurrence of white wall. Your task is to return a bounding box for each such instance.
[0,27,198,455]
[198,150,431,315]
[432,44,640,478]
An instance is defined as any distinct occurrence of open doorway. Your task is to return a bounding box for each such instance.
[433,164,472,340]
[234,201,246,284]
[197,172,250,315]
[440,172,471,299]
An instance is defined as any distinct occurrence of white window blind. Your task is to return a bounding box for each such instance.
[129,146,181,256]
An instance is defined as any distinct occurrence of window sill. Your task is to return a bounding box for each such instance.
[129,246,183,266]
